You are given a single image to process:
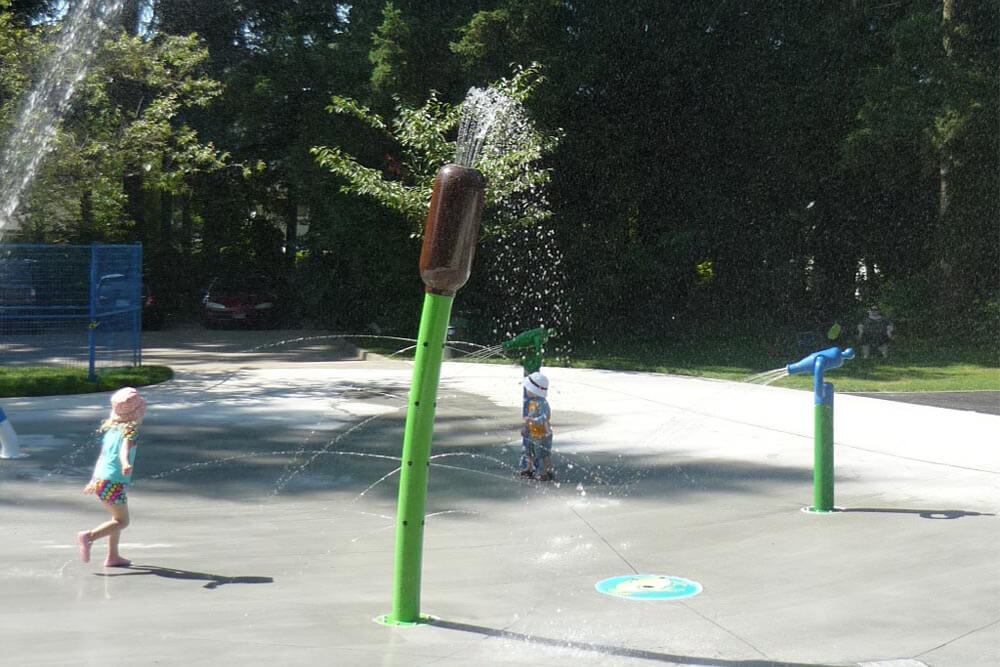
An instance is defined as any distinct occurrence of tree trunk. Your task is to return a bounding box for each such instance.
[123,170,146,245]
[939,0,955,225]
[119,0,142,36]
[80,189,94,242]
[160,190,173,247]
[937,0,960,313]
[181,195,193,258]
[284,186,298,265]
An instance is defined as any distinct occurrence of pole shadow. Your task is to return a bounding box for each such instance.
[837,507,995,520]
[95,565,274,589]
[426,618,840,667]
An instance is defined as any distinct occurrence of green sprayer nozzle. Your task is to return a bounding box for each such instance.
[502,327,556,352]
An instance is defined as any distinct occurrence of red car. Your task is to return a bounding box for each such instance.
[200,277,280,328]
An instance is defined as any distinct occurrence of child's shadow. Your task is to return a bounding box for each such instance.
[96,565,274,589]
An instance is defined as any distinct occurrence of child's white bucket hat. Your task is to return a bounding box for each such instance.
[523,372,548,398]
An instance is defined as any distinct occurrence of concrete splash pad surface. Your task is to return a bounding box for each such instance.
[1,353,998,667]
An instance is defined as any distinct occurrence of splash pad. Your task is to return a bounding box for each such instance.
[5,333,999,664]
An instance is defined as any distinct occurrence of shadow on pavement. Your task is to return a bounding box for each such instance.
[428,618,841,667]
[95,565,274,589]
[838,507,995,520]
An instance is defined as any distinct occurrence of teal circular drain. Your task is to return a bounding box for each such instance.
[596,574,702,600]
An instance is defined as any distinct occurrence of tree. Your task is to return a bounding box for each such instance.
[312,63,558,238]
[11,31,225,248]
[312,63,564,336]
[843,0,998,335]
[368,0,484,106]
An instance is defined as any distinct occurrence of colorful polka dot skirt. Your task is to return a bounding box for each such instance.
[95,479,127,505]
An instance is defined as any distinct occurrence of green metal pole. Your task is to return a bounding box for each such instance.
[388,291,453,624]
[812,388,834,512]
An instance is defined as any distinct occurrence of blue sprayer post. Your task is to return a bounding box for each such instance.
[786,346,854,513]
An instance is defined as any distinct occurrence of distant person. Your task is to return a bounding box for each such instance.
[77,387,146,567]
[519,371,555,482]
[857,306,893,359]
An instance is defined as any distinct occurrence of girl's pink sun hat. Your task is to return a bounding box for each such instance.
[109,387,146,424]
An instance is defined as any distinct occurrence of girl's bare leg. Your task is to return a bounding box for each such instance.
[86,503,130,566]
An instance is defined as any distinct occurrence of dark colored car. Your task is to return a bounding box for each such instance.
[201,276,280,328]
[0,259,39,333]
[0,258,39,307]
[96,273,136,311]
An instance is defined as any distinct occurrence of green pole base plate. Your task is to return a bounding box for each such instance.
[802,506,842,514]
[374,614,438,627]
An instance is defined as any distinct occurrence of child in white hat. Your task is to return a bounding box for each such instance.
[77,387,147,567]
[520,371,555,481]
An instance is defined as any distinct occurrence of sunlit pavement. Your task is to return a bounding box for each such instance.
[2,333,998,667]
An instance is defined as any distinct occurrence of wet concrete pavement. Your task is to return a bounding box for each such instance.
[1,329,997,666]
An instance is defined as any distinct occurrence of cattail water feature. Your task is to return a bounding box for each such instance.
[378,88,498,627]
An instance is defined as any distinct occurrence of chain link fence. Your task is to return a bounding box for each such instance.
[0,244,142,378]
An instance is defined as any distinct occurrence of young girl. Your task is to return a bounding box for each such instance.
[77,386,146,567]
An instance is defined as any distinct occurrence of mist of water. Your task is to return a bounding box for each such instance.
[482,222,573,360]
[0,0,124,230]
[452,87,575,356]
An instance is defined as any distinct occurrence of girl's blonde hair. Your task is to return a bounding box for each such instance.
[99,416,142,432]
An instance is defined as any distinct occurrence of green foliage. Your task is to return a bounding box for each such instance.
[1,2,995,344]
[842,1,998,316]
[0,365,173,398]
[369,2,409,96]
[7,28,226,243]
[312,62,559,238]
[0,7,44,134]
[294,195,421,332]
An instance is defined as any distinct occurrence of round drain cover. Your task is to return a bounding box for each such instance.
[595,574,702,600]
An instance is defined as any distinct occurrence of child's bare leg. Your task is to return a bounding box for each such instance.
[88,503,131,566]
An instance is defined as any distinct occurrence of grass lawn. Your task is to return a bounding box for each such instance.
[0,365,173,398]
[389,336,997,394]
[560,339,998,393]
[768,359,999,392]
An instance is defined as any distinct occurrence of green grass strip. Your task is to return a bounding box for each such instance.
[0,366,173,398]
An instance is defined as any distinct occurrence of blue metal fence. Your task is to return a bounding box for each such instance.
[0,244,142,379]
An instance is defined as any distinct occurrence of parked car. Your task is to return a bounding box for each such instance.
[201,276,280,328]
[0,258,39,307]
[96,273,136,311]
[0,258,39,333]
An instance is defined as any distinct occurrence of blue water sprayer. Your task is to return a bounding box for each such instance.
[786,346,854,512]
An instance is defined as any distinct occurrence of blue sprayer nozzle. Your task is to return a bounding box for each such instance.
[786,347,855,376]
